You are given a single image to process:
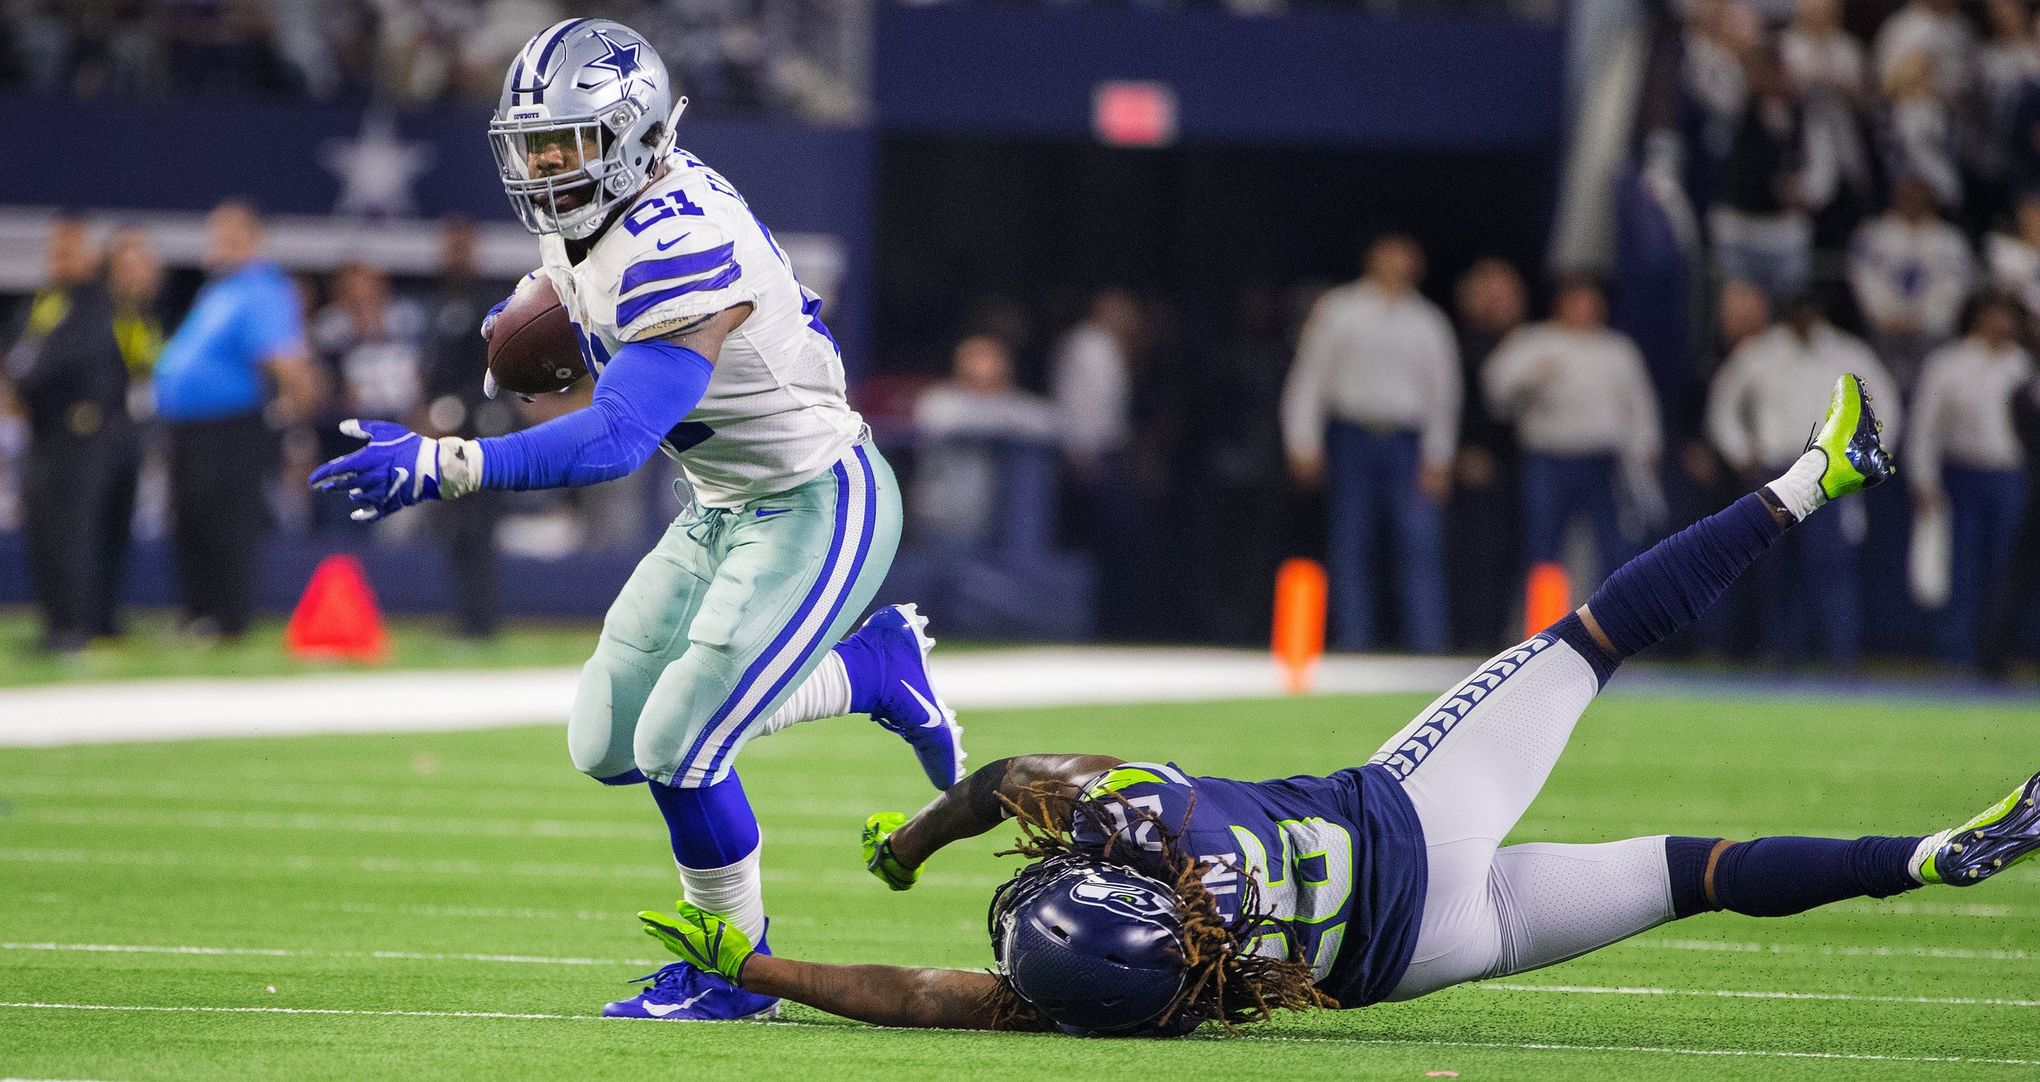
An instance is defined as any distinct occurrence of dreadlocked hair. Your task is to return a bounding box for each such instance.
[986,781,1337,1035]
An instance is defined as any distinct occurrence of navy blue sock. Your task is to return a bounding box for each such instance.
[1665,835,1922,919]
[647,771,762,868]
[1585,493,1785,659]
[1550,613,1623,686]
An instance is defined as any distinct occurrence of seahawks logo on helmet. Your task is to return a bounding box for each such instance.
[1070,874,1172,921]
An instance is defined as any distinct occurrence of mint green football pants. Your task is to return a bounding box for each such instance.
[568,442,900,788]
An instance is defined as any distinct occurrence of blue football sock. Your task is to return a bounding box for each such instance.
[1584,493,1784,660]
[1666,835,1922,918]
[647,771,761,868]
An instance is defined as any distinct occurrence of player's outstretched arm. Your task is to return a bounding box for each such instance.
[312,305,750,519]
[740,955,1031,1031]
[639,902,1038,1031]
[461,304,750,492]
[867,755,1124,889]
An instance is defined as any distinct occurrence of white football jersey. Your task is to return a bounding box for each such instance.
[535,147,862,507]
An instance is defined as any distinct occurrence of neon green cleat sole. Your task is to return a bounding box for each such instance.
[1802,373,1895,500]
[1919,771,2040,886]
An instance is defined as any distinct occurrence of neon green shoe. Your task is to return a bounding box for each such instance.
[1918,771,2040,886]
[1802,373,1895,499]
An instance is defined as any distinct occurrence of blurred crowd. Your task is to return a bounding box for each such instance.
[0,203,604,653]
[0,0,864,120]
[7,206,2039,672]
[910,216,2040,675]
[1648,0,2040,673]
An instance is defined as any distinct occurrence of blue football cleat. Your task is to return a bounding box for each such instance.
[1919,770,2040,887]
[843,603,966,790]
[602,959,781,1021]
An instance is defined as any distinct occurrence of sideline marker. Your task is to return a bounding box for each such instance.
[285,555,390,663]
[1524,560,1572,639]
[1272,557,1328,694]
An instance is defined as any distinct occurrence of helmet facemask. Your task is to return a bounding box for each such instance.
[489,19,682,241]
[489,107,643,240]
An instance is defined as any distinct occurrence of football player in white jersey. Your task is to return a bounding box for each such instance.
[311,18,965,1021]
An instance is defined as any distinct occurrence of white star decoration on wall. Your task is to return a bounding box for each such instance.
[320,110,436,219]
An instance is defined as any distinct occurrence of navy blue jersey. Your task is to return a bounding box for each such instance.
[1072,761,1427,1007]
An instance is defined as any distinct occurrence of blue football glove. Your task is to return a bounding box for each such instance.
[480,294,511,342]
[480,273,540,403]
[309,419,445,522]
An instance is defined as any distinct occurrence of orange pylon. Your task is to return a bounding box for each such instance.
[1523,560,1572,639]
[285,555,390,663]
[1272,557,1328,694]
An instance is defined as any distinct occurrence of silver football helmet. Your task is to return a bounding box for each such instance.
[488,19,686,240]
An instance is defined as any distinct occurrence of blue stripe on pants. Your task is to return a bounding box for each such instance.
[676,446,878,785]
[693,446,879,780]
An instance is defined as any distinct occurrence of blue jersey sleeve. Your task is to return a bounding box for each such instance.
[477,340,713,490]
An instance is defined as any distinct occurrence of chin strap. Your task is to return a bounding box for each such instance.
[653,97,689,157]
[436,437,484,499]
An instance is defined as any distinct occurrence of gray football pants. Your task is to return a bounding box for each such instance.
[1370,632,1676,1000]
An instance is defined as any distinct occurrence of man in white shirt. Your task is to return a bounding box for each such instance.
[1050,290,1137,478]
[1050,288,1142,633]
[1907,293,2035,666]
[1708,294,1903,665]
[913,334,1061,550]
[1847,177,1976,389]
[1483,275,1662,584]
[1281,235,1460,653]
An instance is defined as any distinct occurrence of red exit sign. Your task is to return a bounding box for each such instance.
[1092,81,1178,147]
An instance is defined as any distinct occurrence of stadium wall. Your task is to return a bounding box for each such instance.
[873,6,1565,148]
[0,97,877,366]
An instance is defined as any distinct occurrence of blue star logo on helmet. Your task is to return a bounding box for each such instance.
[580,33,644,88]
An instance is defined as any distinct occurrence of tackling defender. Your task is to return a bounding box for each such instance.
[635,376,2040,1035]
[310,19,965,1021]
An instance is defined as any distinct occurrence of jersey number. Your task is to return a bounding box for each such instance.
[1228,818,1355,973]
[622,191,705,236]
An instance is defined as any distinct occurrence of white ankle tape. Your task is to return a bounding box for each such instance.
[1765,450,1826,523]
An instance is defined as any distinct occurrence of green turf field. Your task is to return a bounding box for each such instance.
[3,690,2037,1079]
[0,607,602,687]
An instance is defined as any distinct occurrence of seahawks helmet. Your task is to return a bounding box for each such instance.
[489,19,685,239]
[990,857,1195,1036]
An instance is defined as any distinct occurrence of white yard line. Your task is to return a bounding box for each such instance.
[3,941,2031,1010]
[0,941,662,968]
[295,899,988,936]
[9,806,843,847]
[0,846,982,889]
[1484,982,2040,1008]
[1238,1034,2040,1068]
[1630,938,2034,962]
[0,1001,586,1021]
[0,649,1472,748]
[1,1001,2035,1067]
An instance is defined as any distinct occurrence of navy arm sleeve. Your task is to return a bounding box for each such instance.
[476,340,713,490]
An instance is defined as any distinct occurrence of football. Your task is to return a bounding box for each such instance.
[486,274,585,396]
